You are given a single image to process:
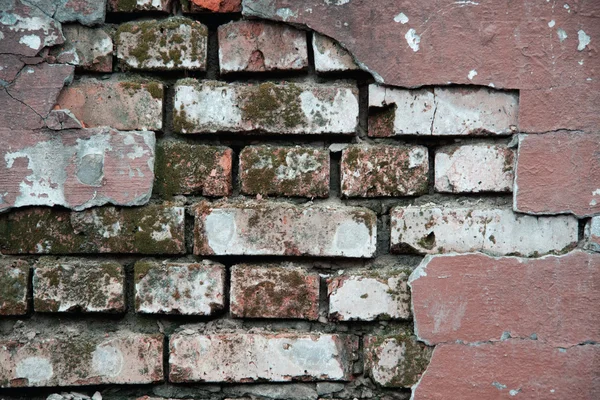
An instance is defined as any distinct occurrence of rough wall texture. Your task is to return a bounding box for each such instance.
[0,1,598,400]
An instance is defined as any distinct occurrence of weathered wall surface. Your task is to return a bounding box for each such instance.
[0,1,598,400]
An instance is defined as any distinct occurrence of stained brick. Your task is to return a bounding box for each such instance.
[218,21,308,74]
[364,332,432,388]
[0,205,185,255]
[239,146,329,198]
[390,205,577,256]
[169,333,358,382]
[435,143,514,193]
[0,332,163,387]
[33,258,125,313]
[0,259,29,316]
[341,145,428,197]
[108,0,172,12]
[56,78,163,131]
[45,110,83,130]
[48,25,113,72]
[53,0,106,26]
[230,264,320,320]
[134,260,225,315]
[173,80,358,134]
[313,33,359,73]
[181,0,242,13]
[155,141,232,197]
[0,128,155,212]
[194,201,377,257]
[328,270,410,321]
[409,251,600,346]
[368,85,518,136]
[116,18,208,71]
[514,132,600,217]
[412,341,599,399]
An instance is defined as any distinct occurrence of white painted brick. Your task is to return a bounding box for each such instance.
[313,33,359,73]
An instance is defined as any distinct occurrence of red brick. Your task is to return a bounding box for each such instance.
[409,251,600,346]
[45,109,83,130]
[0,55,24,83]
[364,332,432,388]
[194,201,377,257]
[341,145,428,197]
[48,25,113,73]
[435,144,514,193]
[412,341,599,399]
[230,264,320,320]
[108,0,173,12]
[0,332,163,387]
[514,132,600,217]
[134,260,225,315]
[390,206,577,257]
[116,18,208,71]
[173,80,358,134]
[0,128,155,212]
[169,333,358,382]
[0,258,29,316]
[155,141,232,197]
[33,259,125,313]
[239,146,329,198]
[56,78,163,131]
[0,63,74,130]
[182,0,242,13]
[328,270,410,321]
[0,205,185,255]
[218,21,308,74]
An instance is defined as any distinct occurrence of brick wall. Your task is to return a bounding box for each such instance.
[0,1,598,400]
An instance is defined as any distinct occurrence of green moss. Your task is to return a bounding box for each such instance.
[418,232,436,250]
[115,0,137,11]
[0,264,28,314]
[146,81,163,99]
[241,83,305,129]
[173,107,196,134]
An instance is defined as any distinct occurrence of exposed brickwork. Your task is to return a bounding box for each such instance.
[56,78,163,131]
[239,146,329,198]
[169,333,358,382]
[230,264,320,320]
[154,141,233,197]
[218,21,308,74]
[435,144,515,193]
[134,260,225,315]
[585,217,600,252]
[108,0,173,12]
[194,201,377,257]
[0,205,185,255]
[34,258,125,313]
[48,25,113,72]
[391,206,578,256]
[116,18,208,71]
[328,270,410,321]
[182,0,242,13]
[0,258,29,316]
[0,333,163,387]
[173,80,359,134]
[313,33,359,73]
[341,145,429,197]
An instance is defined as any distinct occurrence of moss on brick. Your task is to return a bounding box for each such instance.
[241,83,305,129]
[0,262,28,315]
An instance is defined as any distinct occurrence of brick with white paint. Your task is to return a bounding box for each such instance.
[56,78,163,131]
[390,205,577,256]
[368,85,518,136]
[328,270,410,321]
[116,18,207,71]
[239,145,329,198]
[49,25,113,72]
[585,217,600,252]
[0,127,155,212]
[0,332,163,387]
[173,80,358,134]
[409,251,600,346]
[134,260,225,315]
[313,33,359,73]
[0,258,29,316]
[435,143,515,193]
[194,201,377,257]
[34,258,125,313]
[218,20,308,74]
[108,0,173,12]
[169,332,358,382]
[231,264,320,320]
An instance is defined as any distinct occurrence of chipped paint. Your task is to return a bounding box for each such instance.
[577,30,591,51]
[393,12,409,24]
[467,69,477,80]
[15,357,53,384]
[405,28,420,52]
[557,28,567,42]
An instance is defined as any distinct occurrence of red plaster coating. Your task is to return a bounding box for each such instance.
[412,340,600,399]
[514,132,600,217]
[410,251,600,347]
[243,0,600,132]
